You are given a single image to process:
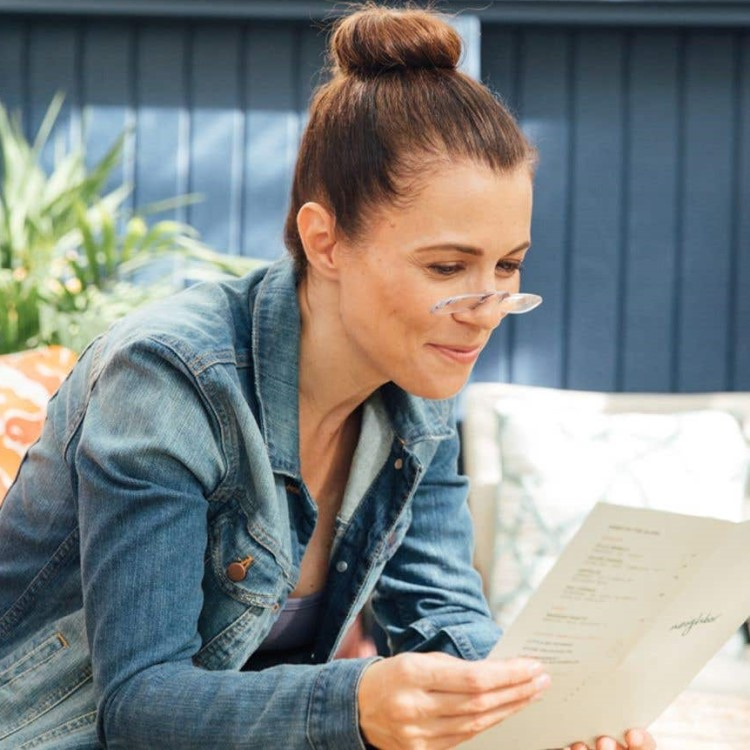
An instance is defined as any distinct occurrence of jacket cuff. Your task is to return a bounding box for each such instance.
[407,619,503,661]
[307,656,382,750]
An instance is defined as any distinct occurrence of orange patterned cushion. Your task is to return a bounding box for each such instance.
[0,346,77,503]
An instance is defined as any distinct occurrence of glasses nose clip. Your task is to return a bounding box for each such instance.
[468,290,507,311]
[430,290,543,316]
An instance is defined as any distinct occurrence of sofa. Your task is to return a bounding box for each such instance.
[461,382,750,623]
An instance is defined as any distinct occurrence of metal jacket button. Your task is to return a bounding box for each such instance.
[336,560,348,573]
[394,458,403,470]
[226,555,254,582]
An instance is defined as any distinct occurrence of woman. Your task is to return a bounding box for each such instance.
[0,5,657,750]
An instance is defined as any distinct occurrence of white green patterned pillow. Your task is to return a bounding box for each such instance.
[491,407,748,629]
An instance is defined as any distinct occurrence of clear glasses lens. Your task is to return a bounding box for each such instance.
[430,291,543,315]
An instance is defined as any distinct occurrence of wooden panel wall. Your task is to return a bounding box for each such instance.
[0,16,325,257]
[480,24,750,392]
[0,14,747,392]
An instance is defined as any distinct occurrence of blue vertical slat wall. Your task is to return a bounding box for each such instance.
[623,31,681,393]
[134,23,189,218]
[497,29,573,389]
[27,20,80,167]
[0,10,748,393]
[188,24,243,253]
[737,36,750,391]
[82,21,132,193]
[0,19,26,119]
[243,24,300,258]
[482,23,750,392]
[567,30,626,392]
[679,32,736,392]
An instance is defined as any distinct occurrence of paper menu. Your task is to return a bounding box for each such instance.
[459,503,750,750]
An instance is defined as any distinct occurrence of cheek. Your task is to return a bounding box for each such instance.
[365,281,430,333]
[340,261,439,345]
[382,297,441,342]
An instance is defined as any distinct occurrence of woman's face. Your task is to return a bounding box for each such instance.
[335,161,533,400]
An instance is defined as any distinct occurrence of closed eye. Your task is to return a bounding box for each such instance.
[428,263,464,277]
[497,260,524,276]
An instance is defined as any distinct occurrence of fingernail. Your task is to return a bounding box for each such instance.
[528,660,544,676]
[534,673,551,690]
[629,730,643,745]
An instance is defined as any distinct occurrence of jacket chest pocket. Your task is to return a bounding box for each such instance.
[208,510,287,610]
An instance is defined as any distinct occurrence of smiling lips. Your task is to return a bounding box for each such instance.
[428,343,484,364]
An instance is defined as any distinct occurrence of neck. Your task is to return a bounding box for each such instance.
[296,273,384,437]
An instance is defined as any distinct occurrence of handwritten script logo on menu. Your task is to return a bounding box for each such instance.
[670,612,721,637]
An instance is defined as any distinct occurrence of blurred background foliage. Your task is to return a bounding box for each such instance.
[0,93,264,354]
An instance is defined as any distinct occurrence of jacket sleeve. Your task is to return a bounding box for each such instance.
[75,339,374,750]
[370,420,502,661]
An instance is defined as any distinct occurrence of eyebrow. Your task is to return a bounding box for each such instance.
[415,241,531,257]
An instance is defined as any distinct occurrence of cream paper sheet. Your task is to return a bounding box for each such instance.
[459,503,750,750]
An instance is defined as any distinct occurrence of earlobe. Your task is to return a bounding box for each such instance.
[297,202,339,279]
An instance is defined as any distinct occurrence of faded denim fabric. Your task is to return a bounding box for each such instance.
[0,257,500,749]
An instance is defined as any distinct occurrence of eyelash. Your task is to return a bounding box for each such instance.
[428,261,525,277]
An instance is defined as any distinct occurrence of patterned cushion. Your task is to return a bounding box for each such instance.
[491,404,749,629]
[0,346,77,503]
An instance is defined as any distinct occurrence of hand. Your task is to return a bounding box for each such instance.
[566,728,657,750]
[357,651,551,750]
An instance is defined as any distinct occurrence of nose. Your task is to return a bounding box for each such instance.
[451,302,506,331]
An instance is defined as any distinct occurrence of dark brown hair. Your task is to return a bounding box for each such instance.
[284,3,536,274]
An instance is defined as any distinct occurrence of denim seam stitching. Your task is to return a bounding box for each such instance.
[0,529,79,639]
[0,633,65,688]
[143,334,234,492]
[0,664,92,740]
[196,598,276,663]
[306,667,324,750]
[17,709,97,750]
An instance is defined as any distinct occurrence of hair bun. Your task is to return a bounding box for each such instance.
[330,6,462,76]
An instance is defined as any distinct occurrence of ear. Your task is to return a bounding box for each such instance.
[297,202,340,279]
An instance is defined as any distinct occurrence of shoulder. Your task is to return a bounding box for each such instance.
[90,264,271,383]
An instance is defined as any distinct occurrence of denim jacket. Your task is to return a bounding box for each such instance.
[0,257,500,749]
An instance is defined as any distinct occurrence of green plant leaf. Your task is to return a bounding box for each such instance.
[75,200,101,288]
[0,93,264,353]
[30,92,65,158]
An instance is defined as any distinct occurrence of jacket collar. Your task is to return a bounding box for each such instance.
[251,256,456,476]
[251,257,302,478]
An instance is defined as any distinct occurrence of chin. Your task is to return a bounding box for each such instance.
[396,371,470,401]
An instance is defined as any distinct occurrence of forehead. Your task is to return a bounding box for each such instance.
[364,162,533,250]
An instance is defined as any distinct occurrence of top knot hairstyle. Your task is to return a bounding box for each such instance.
[284,3,536,274]
[331,4,461,75]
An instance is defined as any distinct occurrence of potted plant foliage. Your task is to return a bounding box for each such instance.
[0,94,264,354]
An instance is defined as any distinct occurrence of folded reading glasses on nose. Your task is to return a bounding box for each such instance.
[430,291,543,316]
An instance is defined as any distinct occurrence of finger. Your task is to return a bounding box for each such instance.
[429,732,488,750]
[418,691,539,740]
[595,737,626,750]
[418,654,546,693]
[624,728,656,749]
[426,671,550,717]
